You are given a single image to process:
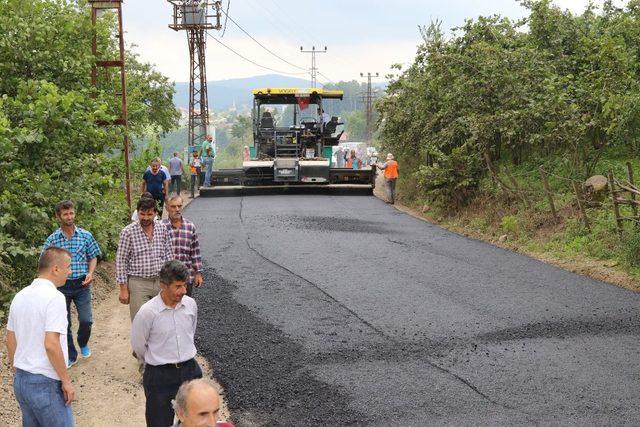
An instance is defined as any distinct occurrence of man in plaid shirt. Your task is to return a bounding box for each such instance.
[116,196,174,320]
[43,200,101,367]
[163,195,203,296]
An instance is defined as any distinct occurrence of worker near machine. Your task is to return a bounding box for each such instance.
[202,147,214,188]
[243,146,250,162]
[162,195,203,297]
[335,146,345,168]
[377,153,399,204]
[317,108,330,131]
[142,158,169,215]
[346,150,360,170]
[169,152,184,196]
[199,134,214,157]
[131,260,202,427]
[189,152,202,198]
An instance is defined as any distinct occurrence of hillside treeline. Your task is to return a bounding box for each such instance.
[377,0,640,207]
[0,0,179,313]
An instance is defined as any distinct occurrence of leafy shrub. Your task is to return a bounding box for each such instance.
[500,215,521,236]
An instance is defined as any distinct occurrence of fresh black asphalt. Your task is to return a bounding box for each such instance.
[186,194,640,426]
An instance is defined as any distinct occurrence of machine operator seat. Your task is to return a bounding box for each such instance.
[260,111,274,129]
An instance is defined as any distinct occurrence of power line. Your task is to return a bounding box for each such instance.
[205,31,307,76]
[221,0,230,37]
[317,71,336,85]
[219,8,307,72]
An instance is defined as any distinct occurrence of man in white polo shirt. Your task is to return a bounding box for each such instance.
[6,247,76,427]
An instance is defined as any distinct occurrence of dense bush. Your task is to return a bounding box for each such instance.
[377,0,640,207]
[0,0,179,316]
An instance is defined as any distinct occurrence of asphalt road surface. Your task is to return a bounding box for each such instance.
[187,194,640,426]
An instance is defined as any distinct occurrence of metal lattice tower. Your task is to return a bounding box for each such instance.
[168,1,221,148]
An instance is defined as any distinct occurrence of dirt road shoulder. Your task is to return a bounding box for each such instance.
[1,261,229,426]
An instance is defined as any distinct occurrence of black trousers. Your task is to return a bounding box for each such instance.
[142,358,202,427]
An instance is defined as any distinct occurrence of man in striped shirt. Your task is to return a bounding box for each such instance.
[43,200,101,367]
[116,196,174,320]
[163,195,203,296]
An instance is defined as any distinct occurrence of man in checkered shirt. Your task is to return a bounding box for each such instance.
[116,196,174,321]
[163,194,203,296]
[43,200,101,367]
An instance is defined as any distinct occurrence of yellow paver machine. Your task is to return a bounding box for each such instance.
[202,88,376,196]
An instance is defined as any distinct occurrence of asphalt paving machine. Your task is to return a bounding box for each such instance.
[205,88,376,195]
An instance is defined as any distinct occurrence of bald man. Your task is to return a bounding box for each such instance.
[172,379,221,427]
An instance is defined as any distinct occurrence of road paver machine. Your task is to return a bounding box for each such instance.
[207,88,375,195]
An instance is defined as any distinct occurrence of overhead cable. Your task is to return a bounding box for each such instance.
[221,0,230,37]
[317,71,336,85]
[206,31,308,76]
[219,9,308,72]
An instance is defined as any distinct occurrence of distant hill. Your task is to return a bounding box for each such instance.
[173,74,313,110]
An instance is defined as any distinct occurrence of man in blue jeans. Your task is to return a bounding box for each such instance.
[6,247,76,426]
[43,200,101,367]
[168,151,184,195]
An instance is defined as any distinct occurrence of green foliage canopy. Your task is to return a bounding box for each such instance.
[0,0,179,313]
[377,0,640,206]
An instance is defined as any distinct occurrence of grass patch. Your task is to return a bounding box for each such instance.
[400,148,640,285]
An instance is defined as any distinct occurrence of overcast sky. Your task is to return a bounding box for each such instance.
[121,0,624,84]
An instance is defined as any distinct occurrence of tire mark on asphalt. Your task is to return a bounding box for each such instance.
[238,196,531,417]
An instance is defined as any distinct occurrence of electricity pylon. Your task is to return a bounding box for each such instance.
[168,1,222,148]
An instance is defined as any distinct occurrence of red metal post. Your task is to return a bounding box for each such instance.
[89,0,132,213]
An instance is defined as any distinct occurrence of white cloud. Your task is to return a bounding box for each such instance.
[123,0,631,83]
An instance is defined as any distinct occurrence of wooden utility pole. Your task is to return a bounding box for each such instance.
[609,170,624,235]
[626,162,638,220]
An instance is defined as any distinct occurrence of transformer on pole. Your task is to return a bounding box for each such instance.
[168,1,222,149]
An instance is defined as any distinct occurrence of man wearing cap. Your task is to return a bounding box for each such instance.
[377,153,399,204]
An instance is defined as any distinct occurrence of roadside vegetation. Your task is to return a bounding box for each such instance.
[377,0,640,281]
[0,0,180,316]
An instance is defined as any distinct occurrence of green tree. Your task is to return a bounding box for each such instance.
[377,1,640,207]
[0,0,180,312]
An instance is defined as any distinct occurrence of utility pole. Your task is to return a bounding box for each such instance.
[360,72,379,142]
[89,0,132,213]
[300,46,327,88]
[168,1,221,149]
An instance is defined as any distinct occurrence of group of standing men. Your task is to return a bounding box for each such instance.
[142,135,216,212]
[6,193,222,427]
